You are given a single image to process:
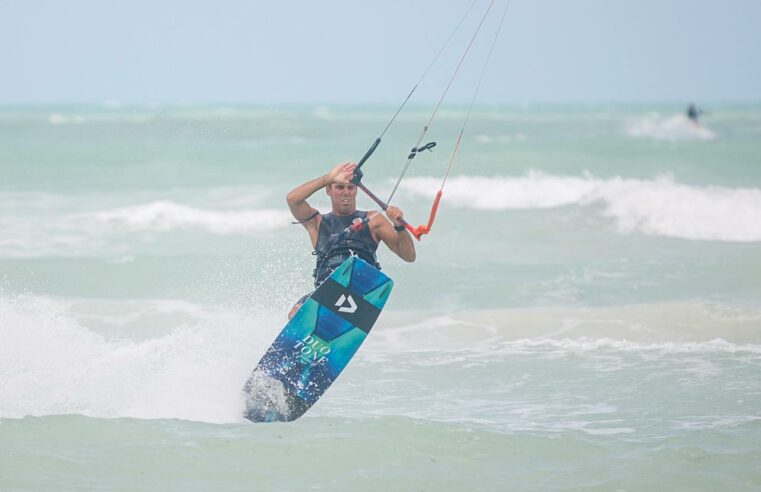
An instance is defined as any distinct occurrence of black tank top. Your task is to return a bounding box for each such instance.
[313,211,380,286]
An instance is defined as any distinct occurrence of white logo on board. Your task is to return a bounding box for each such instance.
[335,294,357,313]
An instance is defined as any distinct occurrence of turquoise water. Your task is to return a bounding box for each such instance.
[1,104,761,490]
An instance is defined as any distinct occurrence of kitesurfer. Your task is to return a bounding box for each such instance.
[687,103,703,125]
[285,162,416,318]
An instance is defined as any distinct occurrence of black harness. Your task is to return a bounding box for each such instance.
[312,211,380,287]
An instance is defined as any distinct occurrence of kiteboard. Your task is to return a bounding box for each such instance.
[242,256,393,422]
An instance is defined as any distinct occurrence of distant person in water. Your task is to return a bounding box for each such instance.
[285,162,416,319]
[686,103,703,125]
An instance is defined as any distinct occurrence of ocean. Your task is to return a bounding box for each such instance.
[1,103,760,490]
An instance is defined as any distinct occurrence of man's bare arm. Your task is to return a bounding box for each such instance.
[372,206,416,262]
[285,175,329,226]
[285,162,356,228]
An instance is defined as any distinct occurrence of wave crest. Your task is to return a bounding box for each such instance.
[625,113,715,141]
[85,200,290,234]
[401,172,761,242]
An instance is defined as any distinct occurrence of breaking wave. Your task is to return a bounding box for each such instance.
[401,172,761,242]
[84,200,290,234]
[625,113,715,141]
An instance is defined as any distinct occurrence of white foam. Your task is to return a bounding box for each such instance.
[311,106,333,120]
[0,189,290,257]
[47,112,155,125]
[83,200,290,234]
[626,113,716,141]
[48,113,86,125]
[100,100,123,109]
[401,172,761,242]
[0,296,279,422]
[3,296,759,425]
[368,303,761,355]
[499,337,761,355]
[475,133,526,144]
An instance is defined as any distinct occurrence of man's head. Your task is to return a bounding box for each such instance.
[326,182,357,215]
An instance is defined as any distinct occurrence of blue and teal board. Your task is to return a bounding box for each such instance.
[242,256,393,422]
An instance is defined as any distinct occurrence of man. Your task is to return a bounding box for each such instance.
[285,162,416,318]
[686,103,703,125]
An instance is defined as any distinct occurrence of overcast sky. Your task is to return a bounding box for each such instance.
[1,0,759,104]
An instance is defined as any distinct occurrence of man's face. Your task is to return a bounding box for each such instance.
[326,182,357,215]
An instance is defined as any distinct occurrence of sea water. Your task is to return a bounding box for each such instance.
[1,104,760,490]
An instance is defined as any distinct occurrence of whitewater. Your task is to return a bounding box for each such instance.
[1,104,761,491]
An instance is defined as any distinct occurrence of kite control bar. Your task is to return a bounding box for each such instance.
[353,180,426,241]
[351,139,439,241]
[350,137,446,241]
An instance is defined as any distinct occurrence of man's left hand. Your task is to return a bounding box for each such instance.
[386,205,404,226]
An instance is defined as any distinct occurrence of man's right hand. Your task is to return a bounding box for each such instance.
[326,162,357,185]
